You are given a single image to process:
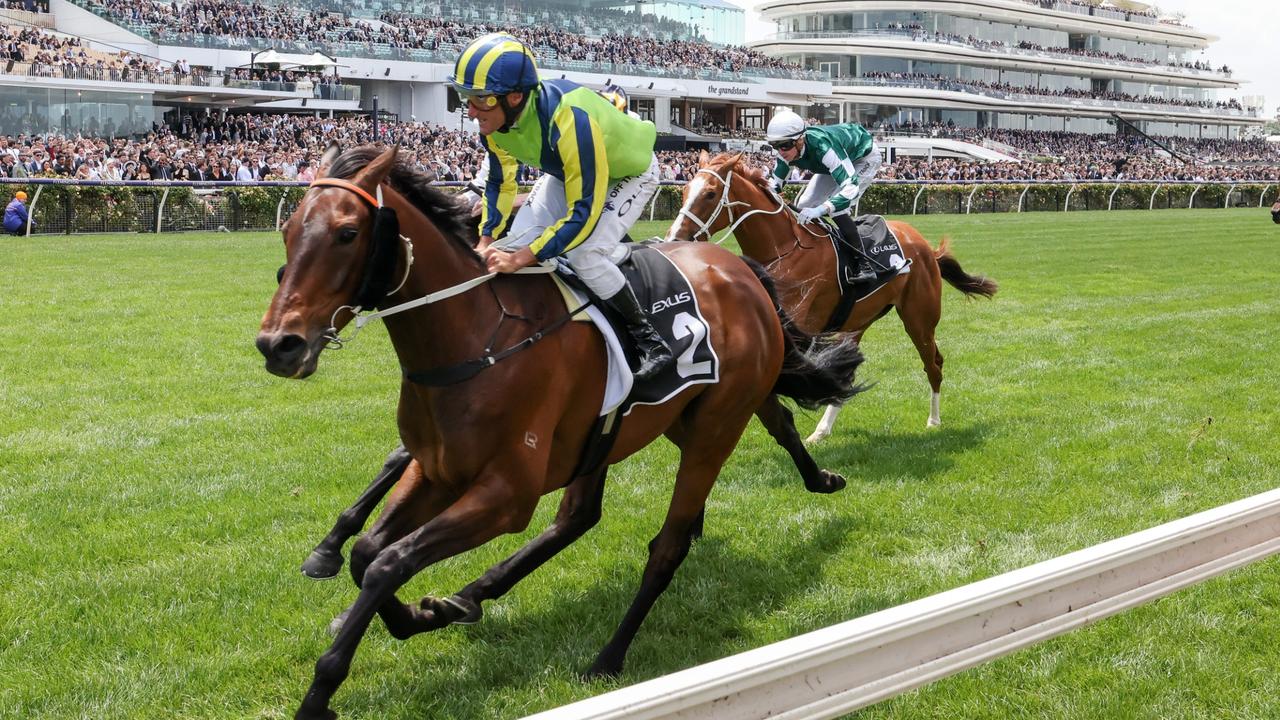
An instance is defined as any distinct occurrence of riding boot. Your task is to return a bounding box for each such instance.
[602,283,674,382]
[834,213,877,284]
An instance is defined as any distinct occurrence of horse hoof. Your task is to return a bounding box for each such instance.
[327,609,350,637]
[582,658,622,681]
[806,469,846,494]
[295,706,338,720]
[419,595,482,629]
[301,550,344,580]
[804,431,829,445]
[926,419,942,429]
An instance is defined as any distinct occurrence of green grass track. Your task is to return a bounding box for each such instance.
[1,208,1278,719]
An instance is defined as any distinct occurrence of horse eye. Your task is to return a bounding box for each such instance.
[337,227,359,244]
[276,265,285,284]
[703,190,715,199]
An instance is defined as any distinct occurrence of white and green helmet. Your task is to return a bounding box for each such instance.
[766,110,806,143]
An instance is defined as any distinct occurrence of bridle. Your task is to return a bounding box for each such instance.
[308,177,416,327]
[300,176,562,384]
[679,166,826,263]
[678,166,787,245]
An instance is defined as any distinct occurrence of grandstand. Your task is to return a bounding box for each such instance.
[0,0,1276,185]
[749,0,1265,140]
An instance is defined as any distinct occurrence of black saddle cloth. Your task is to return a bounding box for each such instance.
[555,243,718,414]
[821,214,910,331]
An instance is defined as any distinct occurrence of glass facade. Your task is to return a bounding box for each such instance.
[0,85,161,139]
[771,6,1246,139]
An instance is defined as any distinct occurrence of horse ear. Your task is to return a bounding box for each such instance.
[316,142,341,178]
[353,145,399,191]
[698,150,710,167]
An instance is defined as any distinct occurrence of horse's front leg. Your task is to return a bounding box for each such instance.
[301,445,412,579]
[295,480,534,720]
[804,403,843,445]
[439,466,608,619]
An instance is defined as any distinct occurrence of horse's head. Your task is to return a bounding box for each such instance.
[1271,199,1280,224]
[665,151,774,242]
[256,144,402,379]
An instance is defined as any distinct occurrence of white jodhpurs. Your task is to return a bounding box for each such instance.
[498,156,659,299]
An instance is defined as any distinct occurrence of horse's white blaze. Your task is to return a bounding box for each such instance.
[667,175,707,241]
[928,391,941,428]
[805,403,842,444]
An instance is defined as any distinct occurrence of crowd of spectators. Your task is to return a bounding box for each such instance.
[83,0,804,76]
[1,111,1276,185]
[0,0,47,12]
[860,71,1250,113]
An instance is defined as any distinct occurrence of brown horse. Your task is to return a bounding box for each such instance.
[256,145,865,719]
[666,152,997,442]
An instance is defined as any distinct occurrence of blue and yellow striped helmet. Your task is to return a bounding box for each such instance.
[452,33,539,98]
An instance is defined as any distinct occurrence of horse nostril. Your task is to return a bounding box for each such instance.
[275,334,307,358]
[256,332,307,361]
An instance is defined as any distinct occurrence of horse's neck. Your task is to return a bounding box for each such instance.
[380,193,501,371]
[731,185,826,263]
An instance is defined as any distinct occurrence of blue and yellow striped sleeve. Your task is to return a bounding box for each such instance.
[528,106,609,260]
[479,136,519,238]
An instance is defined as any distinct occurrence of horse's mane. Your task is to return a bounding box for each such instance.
[707,152,773,195]
[327,146,477,248]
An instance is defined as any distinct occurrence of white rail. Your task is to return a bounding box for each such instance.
[522,487,1280,720]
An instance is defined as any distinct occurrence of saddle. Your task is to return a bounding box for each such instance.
[553,243,718,413]
[553,242,720,481]
[818,214,911,331]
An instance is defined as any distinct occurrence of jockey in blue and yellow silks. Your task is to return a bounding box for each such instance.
[453,33,672,380]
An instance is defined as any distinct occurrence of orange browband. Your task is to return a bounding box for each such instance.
[309,178,380,208]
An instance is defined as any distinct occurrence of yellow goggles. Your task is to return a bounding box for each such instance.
[466,94,499,110]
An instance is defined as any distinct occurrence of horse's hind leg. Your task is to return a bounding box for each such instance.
[897,304,943,428]
[301,445,412,579]
[587,416,748,678]
[756,394,845,493]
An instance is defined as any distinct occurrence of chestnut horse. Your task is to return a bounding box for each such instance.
[667,152,997,442]
[256,146,865,719]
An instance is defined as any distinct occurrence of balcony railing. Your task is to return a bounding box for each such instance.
[835,76,1260,118]
[765,29,1232,79]
[0,60,361,98]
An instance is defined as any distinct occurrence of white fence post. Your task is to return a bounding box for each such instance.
[1108,183,1121,211]
[156,187,171,233]
[1017,184,1030,213]
[1188,184,1202,209]
[1149,184,1163,210]
[912,185,925,215]
[26,185,42,237]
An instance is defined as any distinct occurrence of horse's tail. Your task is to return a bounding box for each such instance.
[935,237,998,298]
[743,257,868,410]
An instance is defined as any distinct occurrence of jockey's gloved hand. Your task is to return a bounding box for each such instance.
[768,176,783,195]
[797,204,830,224]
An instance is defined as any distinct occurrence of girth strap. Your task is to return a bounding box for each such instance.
[403,302,590,386]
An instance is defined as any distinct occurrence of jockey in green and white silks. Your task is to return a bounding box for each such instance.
[454,32,673,380]
[766,110,883,283]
